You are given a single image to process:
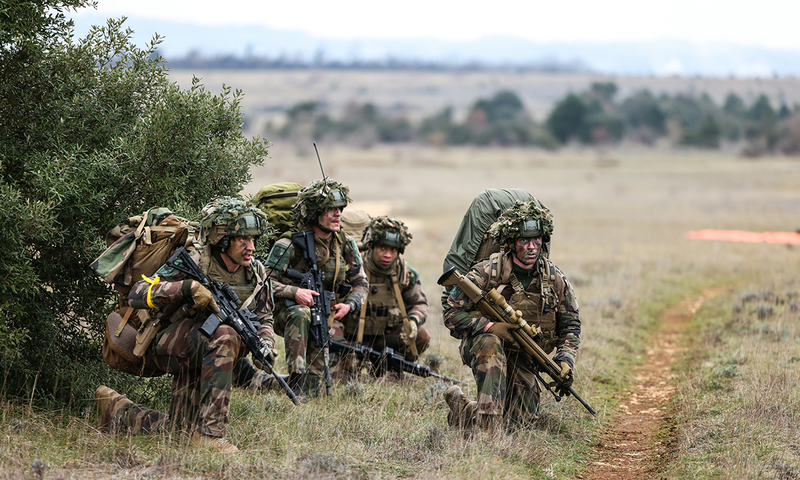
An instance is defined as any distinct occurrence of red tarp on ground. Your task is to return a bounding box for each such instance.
[686,229,800,245]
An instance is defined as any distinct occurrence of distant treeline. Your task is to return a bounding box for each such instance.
[271,83,800,156]
[165,51,589,73]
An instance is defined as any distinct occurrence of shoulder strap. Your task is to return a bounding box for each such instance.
[391,270,419,359]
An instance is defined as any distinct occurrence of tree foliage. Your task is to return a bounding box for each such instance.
[0,2,269,407]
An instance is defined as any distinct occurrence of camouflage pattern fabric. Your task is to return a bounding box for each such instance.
[266,229,367,379]
[341,254,429,359]
[443,251,580,424]
[459,333,541,425]
[357,324,431,358]
[117,244,274,438]
[107,319,241,436]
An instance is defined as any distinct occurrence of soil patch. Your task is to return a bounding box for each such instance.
[583,289,725,479]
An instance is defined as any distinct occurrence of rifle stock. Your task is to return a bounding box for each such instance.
[438,266,595,415]
[166,247,302,406]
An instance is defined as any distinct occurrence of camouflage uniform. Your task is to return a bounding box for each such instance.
[342,216,429,360]
[265,179,368,393]
[104,199,275,439]
[443,201,580,427]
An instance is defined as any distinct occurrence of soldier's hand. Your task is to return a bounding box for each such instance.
[408,320,418,340]
[190,281,220,313]
[332,302,351,320]
[551,360,574,395]
[253,338,278,370]
[295,288,319,307]
[486,322,521,347]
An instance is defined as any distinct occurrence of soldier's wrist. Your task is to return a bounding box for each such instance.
[483,322,495,333]
[345,300,359,313]
[181,279,193,298]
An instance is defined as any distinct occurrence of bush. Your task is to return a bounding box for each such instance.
[546,93,589,144]
[0,3,269,407]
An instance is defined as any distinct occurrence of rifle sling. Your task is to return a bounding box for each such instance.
[356,269,370,343]
[115,305,136,337]
[328,237,341,329]
[391,271,418,358]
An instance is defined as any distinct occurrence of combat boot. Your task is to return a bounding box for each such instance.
[477,413,505,437]
[287,372,307,403]
[190,431,239,454]
[96,385,133,433]
[250,372,290,392]
[445,385,477,428]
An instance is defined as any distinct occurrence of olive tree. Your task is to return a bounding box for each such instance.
[0,1,269,407]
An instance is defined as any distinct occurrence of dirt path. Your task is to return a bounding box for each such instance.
[584,289,724,479]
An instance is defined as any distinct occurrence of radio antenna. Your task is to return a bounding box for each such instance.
[313,142,327,182]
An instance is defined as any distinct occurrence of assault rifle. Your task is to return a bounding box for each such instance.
[328,339,465,385]
[438,266,596,415]
[165,247,302,406]
[283,229,335,396]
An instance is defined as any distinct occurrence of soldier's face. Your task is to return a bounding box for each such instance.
[372,244,399,267]
[226,235,255,266]
[317,207,343,232]
[512,236,542,268]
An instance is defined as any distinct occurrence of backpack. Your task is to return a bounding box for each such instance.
[90,207,196,376]
[442,188,549,278]
[254,182,303,243]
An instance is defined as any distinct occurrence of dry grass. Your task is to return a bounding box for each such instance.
[2,144,800,478]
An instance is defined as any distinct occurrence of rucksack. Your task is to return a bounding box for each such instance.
[90,207,196,376]
[442,188,549,278]
[254,182,303,247]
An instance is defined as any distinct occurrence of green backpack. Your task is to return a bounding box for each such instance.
[254,182,302,241]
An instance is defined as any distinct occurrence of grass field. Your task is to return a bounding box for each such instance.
[2,144,799,478]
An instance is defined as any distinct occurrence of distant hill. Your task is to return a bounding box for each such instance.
[70,14,800,77]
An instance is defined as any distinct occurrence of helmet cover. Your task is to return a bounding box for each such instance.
[489,201,554,245]
[200,196,270,246]
[292,179,352,229]
[364,215,412,252]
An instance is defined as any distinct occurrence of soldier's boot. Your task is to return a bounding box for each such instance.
[256,373,291,392]
[305,373,323,397]
[95,385,132,433]
[190,431,238,454]
[445,385,477,428]
[288,373,308,403]
[477,413,504,436]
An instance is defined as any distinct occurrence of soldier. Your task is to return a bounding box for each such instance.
[341,216,429,364]
[443,201,580,432]
[265,179,368,398]
[95,197,276,453]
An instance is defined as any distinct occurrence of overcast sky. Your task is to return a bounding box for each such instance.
[71,0,800,50]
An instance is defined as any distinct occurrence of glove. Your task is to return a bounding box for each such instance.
[551,360,574,395]
[486,322,521,346]
[253,337,278,370]
[408,320,418,340]
[190,281,219,313]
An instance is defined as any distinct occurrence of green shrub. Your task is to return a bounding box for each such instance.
[0,3,269,408]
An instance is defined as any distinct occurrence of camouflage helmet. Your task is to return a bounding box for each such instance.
[200,196,270,248]
[292,179,352,229]
[490,200,554,245]
[364,216,413,253]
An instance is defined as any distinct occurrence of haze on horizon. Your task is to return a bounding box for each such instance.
[71,0,800,49]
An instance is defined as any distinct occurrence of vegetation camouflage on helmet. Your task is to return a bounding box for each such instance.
[364,215,413,252]
[200,196,270,246]
[292,178,352,229]
[489,200,554,245]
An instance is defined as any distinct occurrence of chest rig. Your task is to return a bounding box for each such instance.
[344,259,409,336]
[203,249,265,309]
[487,252,559,353]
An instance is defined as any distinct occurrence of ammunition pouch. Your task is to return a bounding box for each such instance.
[102,308,164,377]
